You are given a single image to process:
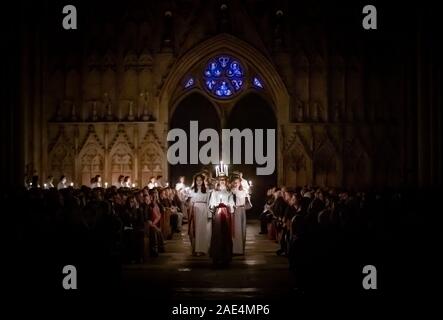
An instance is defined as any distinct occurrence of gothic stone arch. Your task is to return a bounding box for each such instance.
[78,130,105,186]
[159,34,290,184]
[109,129,134,186]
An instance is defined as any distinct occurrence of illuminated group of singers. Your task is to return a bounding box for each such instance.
[177,162,252,265]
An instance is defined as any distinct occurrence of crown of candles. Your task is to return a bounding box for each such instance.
[215,160,229,177]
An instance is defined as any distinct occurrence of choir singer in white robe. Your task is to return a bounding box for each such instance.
[232,177,250,255]
[188,174,211,256]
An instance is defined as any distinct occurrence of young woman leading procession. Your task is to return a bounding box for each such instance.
[208,174,235,265]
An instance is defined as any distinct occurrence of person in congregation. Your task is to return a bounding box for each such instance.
[147,189,164,257]
[57,175,67,190]
[259,188,275,234]
[120,195,144,263]
[168,188,184,232]
[175,176,186,192]
[117,175,125,188]
[158,188,174,239]
[147,176,157,189]
[45,175,55,189]
[123,176,131,188]
[156,175,165,188]
[91,175,102,188]
[175,176,189,223]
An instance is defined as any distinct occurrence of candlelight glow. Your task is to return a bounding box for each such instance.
[215,161,228,177]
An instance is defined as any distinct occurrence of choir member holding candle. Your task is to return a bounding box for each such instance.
[208,163,235,265]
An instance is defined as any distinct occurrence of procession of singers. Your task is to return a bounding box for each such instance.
[183,162,252,265]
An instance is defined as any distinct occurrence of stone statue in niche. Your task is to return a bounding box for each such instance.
[140,90,152,121]
[333,101,341,122]
[71,103,77,121]
[316,101,324,122]
[127,101,135,121]
[368,102,375,122]
[348,104,354,122]
[161,11,173,50]
[91,101,98,121]
[293,97,304,122]
[273,10,285,50]
[103,92,113,121]
[217,3,231,33]
[298,102,304,122]
[55,101,64,121]
[310,101,318,122]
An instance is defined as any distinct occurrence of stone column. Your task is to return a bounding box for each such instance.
[134,124,139,185]
[74,125,79,184]
[104,124,110,184]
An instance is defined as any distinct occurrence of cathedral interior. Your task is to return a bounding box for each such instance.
[2,0,441,190]
[2,0,441,306]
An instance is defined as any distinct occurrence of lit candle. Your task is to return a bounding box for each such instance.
[70,182,74,187]
[44,183,47,189]
[104,182,108,188]
[249,180,253,187]
[132,183,136,188]
[166,182,169,187]
[154,182,158,187]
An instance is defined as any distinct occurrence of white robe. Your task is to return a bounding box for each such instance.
[232,188,248,254]
[208,188,235,213]
[189,189,211,254]
[240,178,250,195]
[57,182,67,190]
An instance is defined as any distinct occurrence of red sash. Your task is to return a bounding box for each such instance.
[218,203,234,238]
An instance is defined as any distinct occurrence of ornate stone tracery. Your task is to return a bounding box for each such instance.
[35,2,408,189]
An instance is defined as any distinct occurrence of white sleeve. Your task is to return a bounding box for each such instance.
[228,193,235,213]
[208,191,216,209]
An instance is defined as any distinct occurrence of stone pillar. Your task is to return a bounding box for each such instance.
[32,25,43,182]
[337,126,344,187]
[104,124,110,184]
[134,124,139,185]
[278,124,286,186]
[74,125,79,185]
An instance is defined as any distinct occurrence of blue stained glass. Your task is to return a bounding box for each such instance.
[184,77,194,88]
[231,79,243,91]
[205,61,222,77]
[218,56,230,67]
[203,55,244,98]
[215,81,233,97]
[206,79,216,90]
[227,61,242,77]
[253,77,263,88]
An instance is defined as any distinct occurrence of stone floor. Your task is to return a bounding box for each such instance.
[121,219,296,300]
